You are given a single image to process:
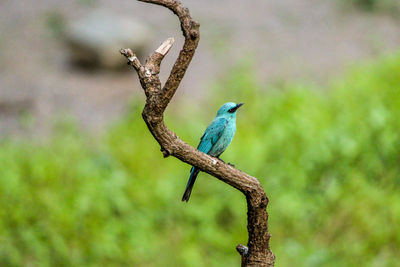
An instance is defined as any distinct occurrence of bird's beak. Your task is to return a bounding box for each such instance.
[233,102,244,112]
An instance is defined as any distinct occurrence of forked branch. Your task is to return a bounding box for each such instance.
[120,0,275,266]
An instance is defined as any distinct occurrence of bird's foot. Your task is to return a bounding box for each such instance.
[213,157,234,167]
[215,156,225,163]
[215,157,235,167]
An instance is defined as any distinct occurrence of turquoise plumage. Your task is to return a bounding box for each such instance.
[182,102,243,202]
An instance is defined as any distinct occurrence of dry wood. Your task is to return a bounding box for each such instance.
[120,1,275,265]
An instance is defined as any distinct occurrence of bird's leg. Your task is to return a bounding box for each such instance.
[215,155,225,163]
[215,156,235,167]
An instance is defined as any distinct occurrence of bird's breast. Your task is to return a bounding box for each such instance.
[209,120,236,157]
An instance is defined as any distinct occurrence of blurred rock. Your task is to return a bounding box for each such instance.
[65,10,152,69]
[0,97,34,115]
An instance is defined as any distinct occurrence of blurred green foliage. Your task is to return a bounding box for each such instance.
[1,52,400,267]
[45,11,66,38]
[343,0,400,13]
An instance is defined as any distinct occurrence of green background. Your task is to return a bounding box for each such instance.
[1,52,400,266]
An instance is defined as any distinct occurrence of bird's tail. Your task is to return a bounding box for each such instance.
[182,167,200,202]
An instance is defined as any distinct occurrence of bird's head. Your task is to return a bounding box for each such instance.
[216,102,244,117]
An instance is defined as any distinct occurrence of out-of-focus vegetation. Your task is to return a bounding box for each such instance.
[1,51,400,267]
[343,0,400,13]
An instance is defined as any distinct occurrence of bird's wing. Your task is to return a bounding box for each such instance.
[197,117,228,154]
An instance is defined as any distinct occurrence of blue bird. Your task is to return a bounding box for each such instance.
[182,102,244,202]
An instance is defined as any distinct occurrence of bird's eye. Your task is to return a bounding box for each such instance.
[228,108,235,113]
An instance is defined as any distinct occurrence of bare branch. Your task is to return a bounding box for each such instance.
[120,1,275,266]
[155,37,175,55]
[120,48,142,71]
[237,244,249,267]
[138,0,200,111]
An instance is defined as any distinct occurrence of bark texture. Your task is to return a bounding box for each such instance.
[120,1,275,266]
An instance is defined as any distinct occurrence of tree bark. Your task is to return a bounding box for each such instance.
[120,1,275,266]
